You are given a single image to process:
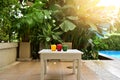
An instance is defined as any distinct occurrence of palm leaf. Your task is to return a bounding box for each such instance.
[60,20,76,32]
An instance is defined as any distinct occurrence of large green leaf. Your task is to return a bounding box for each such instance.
[52,35,58,40]
[60,20,76,32]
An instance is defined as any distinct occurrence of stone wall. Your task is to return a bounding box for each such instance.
[0,43,18,68]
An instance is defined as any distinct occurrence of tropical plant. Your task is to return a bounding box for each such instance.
[38,24,63,48]
[13,1,42,42]
[57,0,118,59]
[52,6,76,31]
[29,0,77,59]
[32,0,77,48]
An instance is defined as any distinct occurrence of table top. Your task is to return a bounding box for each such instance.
[38,49,83,54]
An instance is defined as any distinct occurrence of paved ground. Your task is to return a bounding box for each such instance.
[0,60,120,80]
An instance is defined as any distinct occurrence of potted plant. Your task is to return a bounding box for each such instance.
[14,0,43,60]
[15,0,57,60]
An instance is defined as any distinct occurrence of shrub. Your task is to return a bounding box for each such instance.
[94,34,120,50]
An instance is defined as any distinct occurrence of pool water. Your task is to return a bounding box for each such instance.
[99,51,120,59]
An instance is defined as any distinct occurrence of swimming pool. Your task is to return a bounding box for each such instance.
[99,51,120,59]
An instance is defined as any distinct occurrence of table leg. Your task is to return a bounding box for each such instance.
[73,59,76,74]
[41,58,44,80]
[44,60,47,74]
[77,59,81,80]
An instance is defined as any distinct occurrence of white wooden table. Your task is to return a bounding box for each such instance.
[38,49,83,80]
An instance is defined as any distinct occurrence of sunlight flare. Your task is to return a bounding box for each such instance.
[97,0,120,21]
[97,0,120,7]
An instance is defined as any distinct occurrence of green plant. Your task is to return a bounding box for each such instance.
[0,0,18,42]
[38,24,63,48]
[58,0,117,59]
[93,37,108,50]
[0,28,9,42]
[29,0,77,59]
[50,4,77,32]
[32,0,77,48]
[82,49,99,60]
[100,34,120,50]
[14,2,41,42]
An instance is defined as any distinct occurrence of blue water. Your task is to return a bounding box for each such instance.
[99,51,120,59]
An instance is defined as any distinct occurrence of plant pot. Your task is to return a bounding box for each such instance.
[18,42,32,61]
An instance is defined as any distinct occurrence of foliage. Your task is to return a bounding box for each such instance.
[93,37,108,50]
[1,0,120,60]
[0,0,18,42]
[29,0,77,59]
[13,1,45,42]
[96,34,120,50]
[82,36,108,60]
[0,28,9,42]
[0,0,17,8]
[59,0,118,60]
[49,3,77,32]
[14,0,55,59]
[38,24,63,48]
[16,0,76,58]
[30,0,77,48]
[82,49,99,60]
